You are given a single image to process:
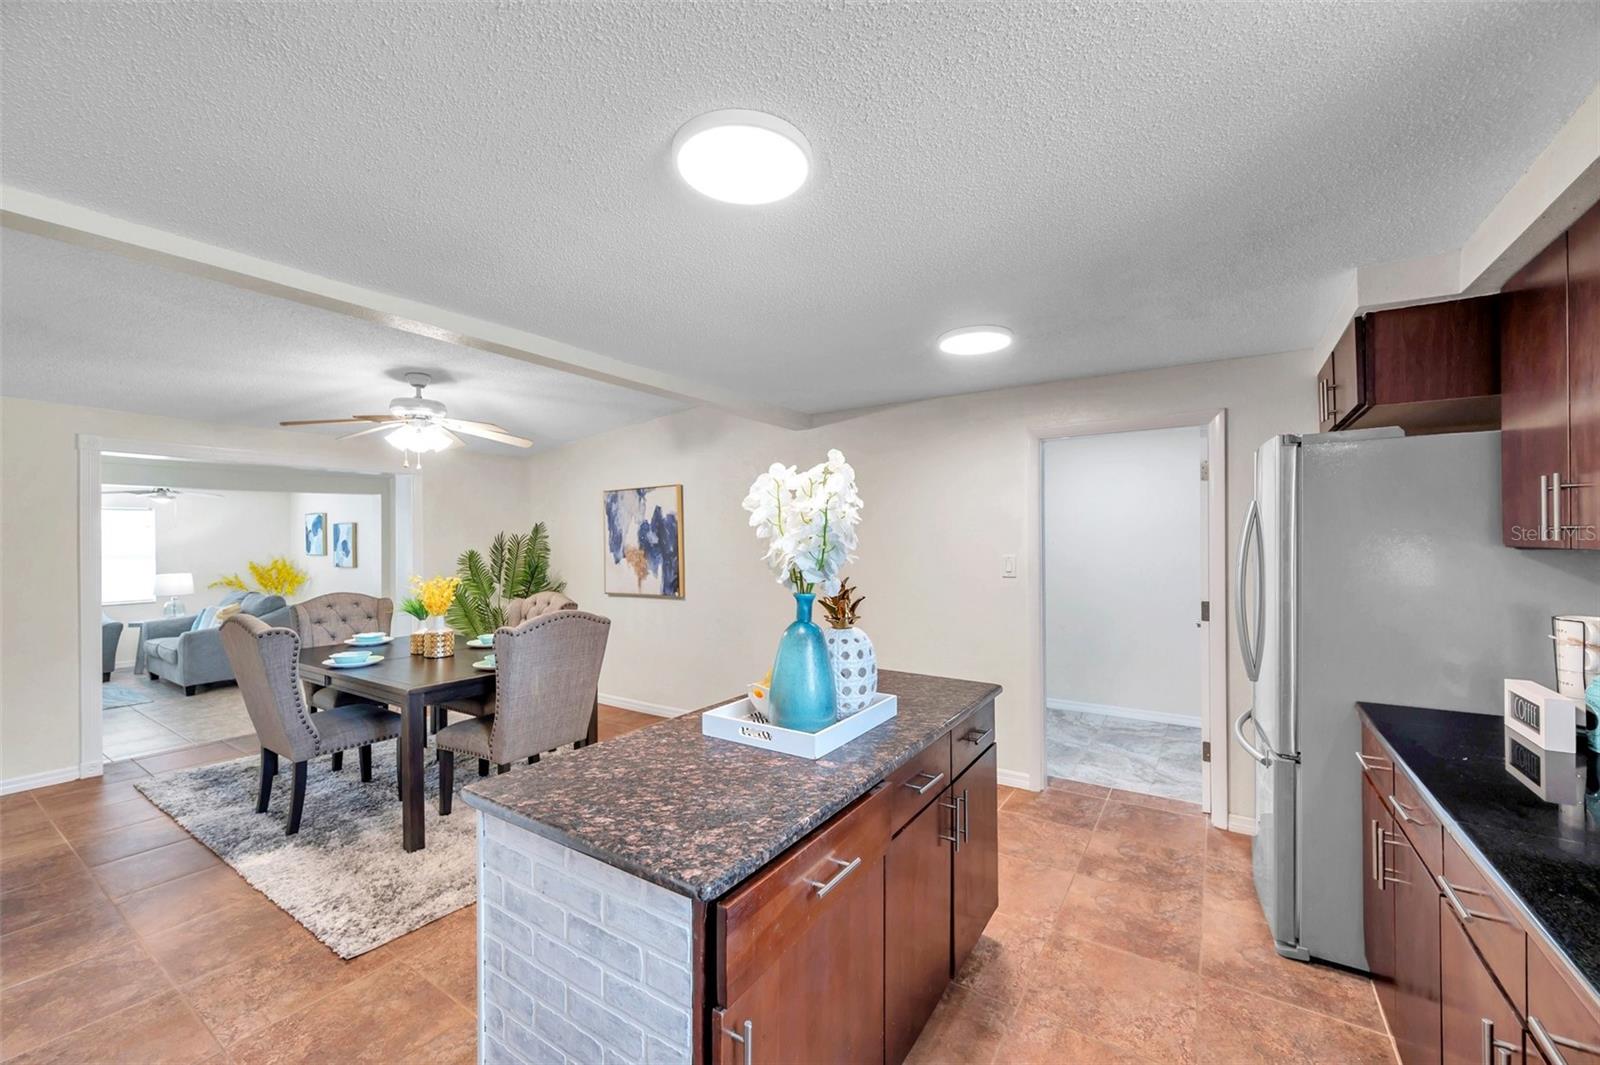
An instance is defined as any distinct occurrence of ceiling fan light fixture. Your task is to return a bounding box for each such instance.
[385,422,453,454]
[673,109,811,205]
[937,326,1013,356]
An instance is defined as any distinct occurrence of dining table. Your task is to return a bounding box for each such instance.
[297,640,599,852]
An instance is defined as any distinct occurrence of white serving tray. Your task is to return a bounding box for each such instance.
[702,692,897,759]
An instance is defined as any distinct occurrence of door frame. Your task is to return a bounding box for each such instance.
[1024,409,1229,829]
[76,434,421,780]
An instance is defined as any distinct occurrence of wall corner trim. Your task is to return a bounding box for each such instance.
[598,693,685,718]
[1227,814,1259,836]
[1,765,82,796]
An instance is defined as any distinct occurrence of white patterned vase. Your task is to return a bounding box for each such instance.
[824,627,878,719]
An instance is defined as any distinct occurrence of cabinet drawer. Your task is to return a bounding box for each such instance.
[1441,833,1527,1015]
[1358,722,1395,793]
[1389,762,1442,876]
[1527,942,1600,1065]
[888,733,952,833]
[716,784,891,1006]
[950,700,995,780]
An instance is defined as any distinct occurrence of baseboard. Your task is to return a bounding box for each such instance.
[1,765,82,796]
[599,693,685,718]
[996,768,1037,791]
[1228,814,1259,836]
[1046,698,1202,729]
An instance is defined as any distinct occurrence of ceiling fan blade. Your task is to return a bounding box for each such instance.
[352,414,400,422]
[185,490,225,498]
[101,487,155,495]
[442,416,513,436]
[339,423,400,441]
[442,419,533,448]
[440,427,466,450]
[279,418,369,427]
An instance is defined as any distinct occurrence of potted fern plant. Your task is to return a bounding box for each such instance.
[447,523,567,637]
[820,578,877,717]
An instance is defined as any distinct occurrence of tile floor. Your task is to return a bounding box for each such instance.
[1047,705,1204,804]
[2,720,1391,1064]
[101,670,255,762]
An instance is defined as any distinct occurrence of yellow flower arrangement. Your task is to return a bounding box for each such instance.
[210,556,310,598]
[410,574,460,617]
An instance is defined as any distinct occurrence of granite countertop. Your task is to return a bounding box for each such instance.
[463,670,1001,902]
[1358,702,1599,998]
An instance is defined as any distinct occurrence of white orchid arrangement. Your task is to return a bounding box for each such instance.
[742,449,862,597]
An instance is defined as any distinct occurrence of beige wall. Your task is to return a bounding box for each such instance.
[0,396,533,784]
[524,348,1322,822]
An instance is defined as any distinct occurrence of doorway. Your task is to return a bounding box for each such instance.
[1042,423,1212,806]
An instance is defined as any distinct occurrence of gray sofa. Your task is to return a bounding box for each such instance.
[101,614,123,681]
[137,591,291,695]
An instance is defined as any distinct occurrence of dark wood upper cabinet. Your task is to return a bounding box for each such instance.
[884,789,955,1065]
[1390,827,1443,1065]
[1442,901,1525,1065]
[952,744,998,976]
[1500,196,1600,550]
[1501,233,1573,549]
[1320,298,1500,437]
[1567,201,1600,551]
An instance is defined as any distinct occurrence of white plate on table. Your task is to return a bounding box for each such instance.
[471,657,496,671]
[323,653,384,669]
[344,635,395,647]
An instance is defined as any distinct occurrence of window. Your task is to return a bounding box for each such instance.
[102,508,157,604]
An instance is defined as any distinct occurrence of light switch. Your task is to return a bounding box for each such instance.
[1001,554,1017,578]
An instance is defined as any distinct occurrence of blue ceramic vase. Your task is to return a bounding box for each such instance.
[769,592,837,732]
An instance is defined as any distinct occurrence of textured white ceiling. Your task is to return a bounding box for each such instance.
[0,231,684,450]
[2,2,1597,414]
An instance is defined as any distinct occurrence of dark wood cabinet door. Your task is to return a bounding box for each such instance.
[952,744,998,974]
[1501,233,1571,548]
[1567,200,1600,550]
[713,847,887,1065]
[1362,777,1397,1025]
[1441,905,1524,1065]
[1391,828,1443,1065]
[1527,943,1600,1065]
[885,788,955,1065]
[1330,320,1363,428]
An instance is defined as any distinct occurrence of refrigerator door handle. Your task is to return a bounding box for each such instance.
[1236,498,1264,682]
[1233,707,1272,766]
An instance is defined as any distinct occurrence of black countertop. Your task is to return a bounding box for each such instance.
[463,670,1001,902]
[1358,702,1600,998]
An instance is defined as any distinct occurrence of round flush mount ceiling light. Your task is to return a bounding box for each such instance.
[673,109,811,205]
[937,326,1014,356]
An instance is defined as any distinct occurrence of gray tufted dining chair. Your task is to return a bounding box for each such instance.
[293,593,394,770]
[502,591,577,625]
[435,610,610,814]
[220,614,402,835]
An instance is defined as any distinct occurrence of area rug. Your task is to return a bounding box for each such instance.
[102,685,152,710]
[135,743,478,958]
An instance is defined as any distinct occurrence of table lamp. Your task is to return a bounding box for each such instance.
[153,572,194,617]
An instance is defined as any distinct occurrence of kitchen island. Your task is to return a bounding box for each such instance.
[463,669,1001,1065]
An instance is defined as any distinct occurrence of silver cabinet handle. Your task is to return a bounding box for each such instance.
[1482,1018,1520,1065]
[804,856,861,898]
[1438,875,1511,925]
[1355,751,1391,773]
[939,797,960,850]
[903,771,944,795]
[1542,474,1551,541]
[964,726,994,748]
[1529,1015,1600,1064]
[1386,793,1424,826]
[1325,379,1338,418]
[724,1019,753,1065]
[1317,377,1326,423]
[1235,499,1264,682]
[1369,818,1379,887]
[1554,471,1563,540]
[959,789,969,843]
[1234,708,1271,766]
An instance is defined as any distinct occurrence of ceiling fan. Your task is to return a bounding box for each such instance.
[279,372,533,466]
[101,487,221,502]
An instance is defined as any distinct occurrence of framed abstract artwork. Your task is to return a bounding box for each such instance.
[332,522,356,568]
[603,485,684,598]
[304,513,327,556]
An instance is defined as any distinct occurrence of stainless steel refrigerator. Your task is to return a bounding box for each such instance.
[1234,428,1600,969]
